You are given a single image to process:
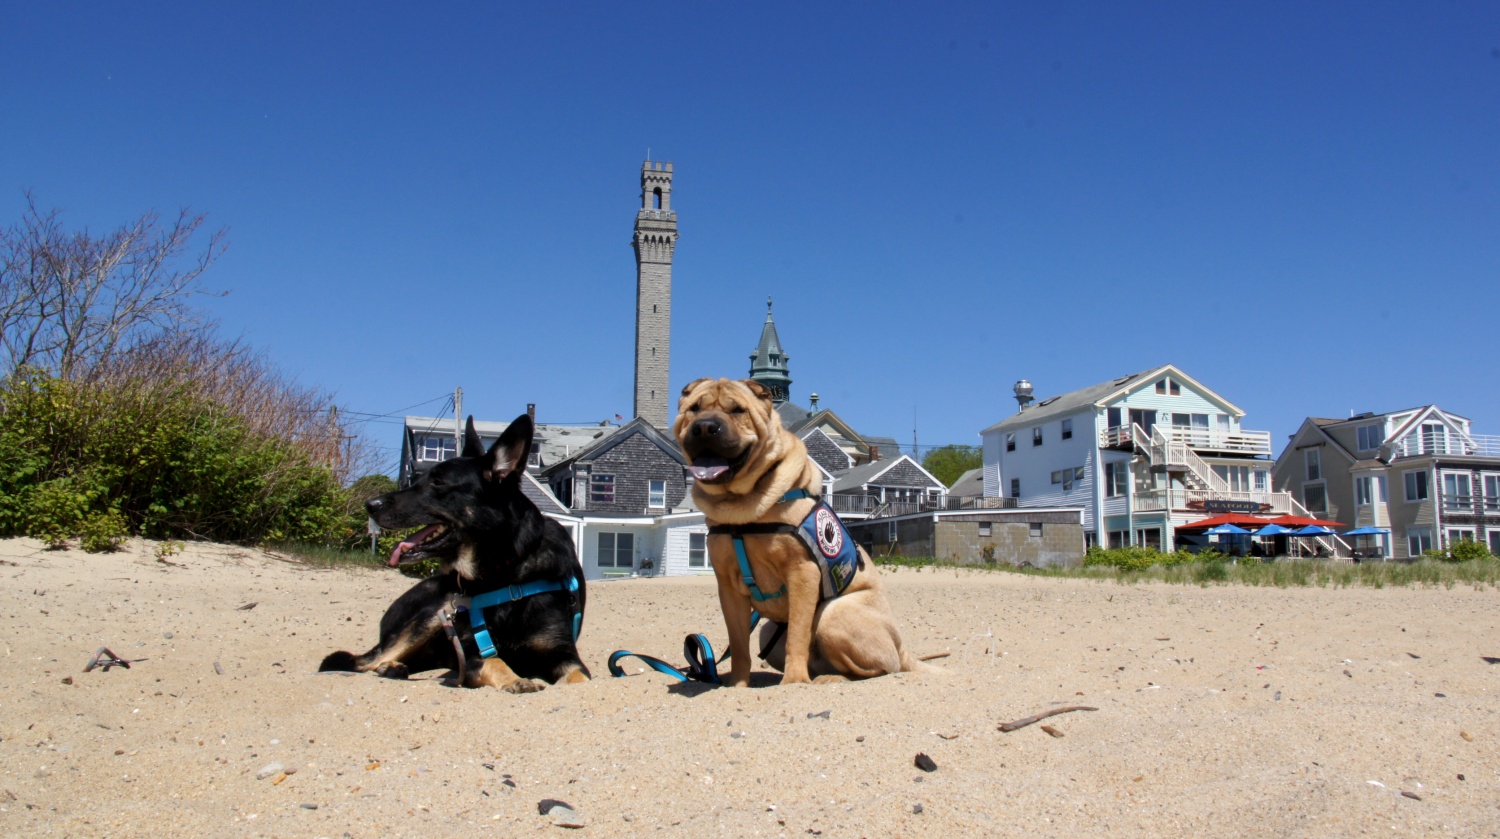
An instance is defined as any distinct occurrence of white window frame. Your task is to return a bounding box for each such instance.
[419,435,456,462]
[590,473,616,505]
[1061,418,1073,440]
[1447,528,1476,547]
[978,522,992,537]
[1302,482,1327,513]
[1010,478,1020,498]
[1406,526,1432,557]
[1485,474,1500,511]
[687,532,706,568]
[1106,462,1128,498]
[648,479,667,509]
[1005,433,1015,452]
[1032,426,1043,447]
[1305,448,1321,482]
[1029,522,1043,538]
[1442,472,1471,510]
[1357,424,1382,451]
[597,531,634,568]
[1403,469,1428,502]
[1355,475,1372,506]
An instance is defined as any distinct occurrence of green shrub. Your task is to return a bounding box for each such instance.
[79,510,128,553]
[1448,538,1492,562]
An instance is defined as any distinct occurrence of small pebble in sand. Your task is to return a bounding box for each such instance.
[912,803,924,814]
[257,762,285,780]
[807,709,831,720]
[163,632,173,640]
[300,803,317,810]
[1040,725,1064,738]
[1460,730,1473,742]
[1400,790,1421,801]
[914,753,937,772]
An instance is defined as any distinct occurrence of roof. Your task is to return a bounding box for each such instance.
[829,454,939,493]
[405,415,619,470]
[980,366,1164,434]
[539,415,687,476]
[981,364,1246,435]
[948,467,984,497]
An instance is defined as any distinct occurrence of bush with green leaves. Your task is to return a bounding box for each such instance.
[1084,546,1209,570]
[0,367,348,546]
[1447,538,1492,562]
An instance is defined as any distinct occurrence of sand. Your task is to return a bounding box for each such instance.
[1,536,1497,837]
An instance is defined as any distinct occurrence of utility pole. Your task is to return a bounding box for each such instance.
[453,386,463,456]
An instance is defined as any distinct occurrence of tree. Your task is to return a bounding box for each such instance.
[922,444,982,487]
[0,192,226,378]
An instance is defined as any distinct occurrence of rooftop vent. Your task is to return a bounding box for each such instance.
[1014,380,1034,412]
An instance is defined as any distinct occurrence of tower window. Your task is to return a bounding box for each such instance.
[653,187,662,209]
[653,304,657,313]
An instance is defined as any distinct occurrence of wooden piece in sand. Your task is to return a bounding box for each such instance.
[998,705,1098,732]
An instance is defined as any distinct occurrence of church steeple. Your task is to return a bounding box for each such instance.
[748,297,792,405]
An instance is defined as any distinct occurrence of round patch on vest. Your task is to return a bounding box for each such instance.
[815,507,843,558]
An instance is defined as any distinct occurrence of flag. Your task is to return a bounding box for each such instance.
[614,414,623,421]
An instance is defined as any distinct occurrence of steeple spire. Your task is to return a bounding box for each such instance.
[748,297,792,405]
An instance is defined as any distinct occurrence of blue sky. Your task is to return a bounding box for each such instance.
[4,3,1497,476]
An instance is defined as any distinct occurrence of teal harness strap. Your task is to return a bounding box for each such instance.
[711,489,815,603]
[467,575,581,659]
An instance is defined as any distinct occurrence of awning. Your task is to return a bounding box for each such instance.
[1342,526,1391,537]
[1269,514,1346,529]
[1179,513,1272,531]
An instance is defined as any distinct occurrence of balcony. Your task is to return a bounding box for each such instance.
[829,493,1018,519]
[1100,426,1272,456]
[1392,433,1500,459]
[1133,488,1295,514]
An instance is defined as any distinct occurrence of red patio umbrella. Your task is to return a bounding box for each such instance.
[1268,514,1346,529]
[1178,513,1273,531]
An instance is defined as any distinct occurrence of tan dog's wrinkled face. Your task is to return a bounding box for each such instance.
[674,378,781,488]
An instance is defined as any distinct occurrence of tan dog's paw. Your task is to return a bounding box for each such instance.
[812,674,849,684]
[501,678,545,694]
[561,669,591,685]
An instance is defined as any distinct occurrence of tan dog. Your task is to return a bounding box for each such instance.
[674,377,931,686]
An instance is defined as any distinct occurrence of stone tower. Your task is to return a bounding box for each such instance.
[748,297,792,405]
[632,161,677,428]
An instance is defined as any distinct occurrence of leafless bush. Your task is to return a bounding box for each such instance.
[0,191,226,378]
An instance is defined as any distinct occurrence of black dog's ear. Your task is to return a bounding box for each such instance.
[484,413,533,484]
[462,416,485,458]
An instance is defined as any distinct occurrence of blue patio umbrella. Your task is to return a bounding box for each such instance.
[1204,524,1251,535]
[1253,524,1294,537]
[1342,526,1391,536]
[1292,525,1337,537]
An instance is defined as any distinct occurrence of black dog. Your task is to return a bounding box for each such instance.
[320,414,589,692]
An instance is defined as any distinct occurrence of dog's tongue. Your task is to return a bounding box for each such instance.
[689,456,730,482]
[388,524,443,567]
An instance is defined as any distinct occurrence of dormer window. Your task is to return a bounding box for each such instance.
[1155,377,1181,396]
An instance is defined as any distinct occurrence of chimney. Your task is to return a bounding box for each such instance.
[527,403,536,422]
[869,444,880,462]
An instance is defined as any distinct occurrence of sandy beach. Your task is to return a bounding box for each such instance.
[1,537,1496,837]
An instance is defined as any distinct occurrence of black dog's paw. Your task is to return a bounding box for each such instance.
[374,662,410,680]
[502,678,545,694]
[320,651,359,672]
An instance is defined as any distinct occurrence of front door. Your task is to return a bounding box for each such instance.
[1129,409,1155,438]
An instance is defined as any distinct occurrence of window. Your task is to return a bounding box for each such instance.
[648,479,667,509]
[1421,422,1448,455]
[1448,528,1476,547]
[1490,530,1500,555]
[1357,424,1383,451]
[1303,483,1327,513]
[978,522,992,537]
[1404,470,1428,502]
[1376,476,1387,502]
[597,531,634,568]
[1443,473,1472,509]
[1061,418,1073,440]
[1305,448,1321,482]
[1486,475,1500,510]
[1106,462,1128,497]
[590,473,615,505]
[1407,527,1433,556]
[1051,470,1063,485]
[1254,469,1269,492]
[1155,377,1179,396]
[1005,433,1015,452]
[419,435,456,462]
[1010,478,1020,498]
[888,520,898,542]
[1137,528,1162,549]
[1029,522,1043,537]
[1107,530,1129,548]
[688,532,706,568]
[1032,426,1043,446]
[1355,476,1372,506]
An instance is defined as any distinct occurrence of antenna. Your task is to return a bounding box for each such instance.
[913,407,918,456]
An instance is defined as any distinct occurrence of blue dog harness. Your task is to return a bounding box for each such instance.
[465,575,582,659]
[708,489,861,602]
[607,489,860,684]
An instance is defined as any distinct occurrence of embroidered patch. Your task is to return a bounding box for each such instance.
[815,507,843,558]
